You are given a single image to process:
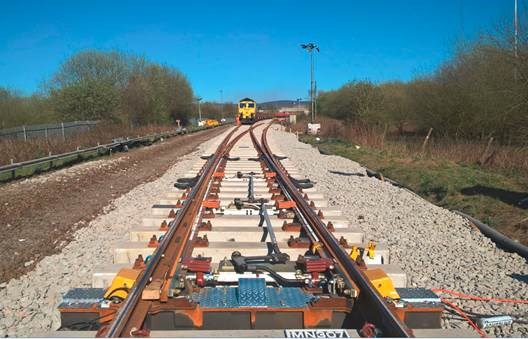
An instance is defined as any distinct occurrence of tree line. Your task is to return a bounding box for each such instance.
[0,50,194,129]
[317,25,528,145]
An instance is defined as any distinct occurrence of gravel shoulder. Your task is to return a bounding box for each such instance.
[0,127,232,337]
[269,126,527,337]
[0,127,228,284]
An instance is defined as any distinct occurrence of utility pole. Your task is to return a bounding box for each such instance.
[301,43,319,124]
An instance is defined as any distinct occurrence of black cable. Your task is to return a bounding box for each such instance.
[59,309,117,331]
[103,286,130,300]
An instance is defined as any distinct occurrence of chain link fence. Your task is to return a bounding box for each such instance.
[0,121,99,140]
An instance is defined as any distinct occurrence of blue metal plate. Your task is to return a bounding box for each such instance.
[192,278,315,308]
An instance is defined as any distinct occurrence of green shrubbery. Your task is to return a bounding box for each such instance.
[0,50,194,128]
[318,29,528,145]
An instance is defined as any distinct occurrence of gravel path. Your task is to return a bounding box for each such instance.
[269,125,528,337]
[0,128,232,337]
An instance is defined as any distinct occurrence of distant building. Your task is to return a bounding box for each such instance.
[259,100,309,115]
[279,105,309,114]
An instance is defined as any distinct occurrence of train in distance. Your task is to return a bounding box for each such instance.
[237,97,290,125]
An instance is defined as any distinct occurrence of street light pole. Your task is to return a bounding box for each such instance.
[301,43,319,124]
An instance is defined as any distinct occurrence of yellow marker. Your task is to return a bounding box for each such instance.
[311,242,322,254]
[104,268,141,300]
[367,241,376,259]
[363,268,400,300]
[349,246,360,261]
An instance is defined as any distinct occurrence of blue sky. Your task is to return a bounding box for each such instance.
[0,0,520,102]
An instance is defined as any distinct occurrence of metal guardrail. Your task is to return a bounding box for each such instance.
[0,125,221,183]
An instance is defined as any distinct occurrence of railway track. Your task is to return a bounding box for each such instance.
[54,121,470,338]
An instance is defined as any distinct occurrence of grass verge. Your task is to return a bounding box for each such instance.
[300,135,528,246]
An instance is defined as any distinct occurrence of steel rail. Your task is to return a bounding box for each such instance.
[255,121,413,338]
[105,126,249,337]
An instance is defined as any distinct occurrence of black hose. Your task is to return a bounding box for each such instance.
[454,210,528,259]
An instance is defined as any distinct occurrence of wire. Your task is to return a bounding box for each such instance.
[60,310,117,330]
[441,298,487,338]
[432,288,528,304]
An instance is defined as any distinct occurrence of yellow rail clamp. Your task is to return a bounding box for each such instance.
[311,242,322,255]
[349,246,360,261]
[367,241,376,259]
[363,268,400,300]
[103,268,142,300]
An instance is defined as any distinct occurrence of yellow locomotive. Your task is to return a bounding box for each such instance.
[238,97,257,124]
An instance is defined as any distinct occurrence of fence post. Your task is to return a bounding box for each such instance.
[61,122,65,141]
[420,128,433,155]
[45,127,48,140]
[23,125,27,141]
[479,137,494,166]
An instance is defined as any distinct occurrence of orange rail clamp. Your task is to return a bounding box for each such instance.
[203,199,221,209]
[265,171,276,179]
[276,200,296,209]
[213,171,225,178]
